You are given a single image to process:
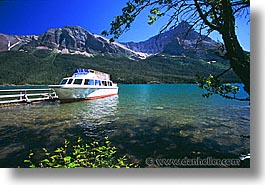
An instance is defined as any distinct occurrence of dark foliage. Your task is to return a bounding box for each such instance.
[0,50,240,85]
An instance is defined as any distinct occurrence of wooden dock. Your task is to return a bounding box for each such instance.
[0,88,58,105]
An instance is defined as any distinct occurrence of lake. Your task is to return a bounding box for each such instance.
[0,84,250,167]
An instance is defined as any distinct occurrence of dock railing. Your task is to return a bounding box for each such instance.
[0,88,58,105]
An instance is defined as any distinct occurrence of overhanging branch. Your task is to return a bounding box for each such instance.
[194,0,221,31]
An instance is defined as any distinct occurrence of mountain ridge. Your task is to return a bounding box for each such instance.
[0,22,240,85]
[0,22,221,60]
[121,21,220,58]
[0,26,148,59]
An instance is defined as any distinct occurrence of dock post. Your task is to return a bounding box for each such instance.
[24,90,30,103]
[20,91,23,101]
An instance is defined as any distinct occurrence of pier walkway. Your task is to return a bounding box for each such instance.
[0,88,58,105]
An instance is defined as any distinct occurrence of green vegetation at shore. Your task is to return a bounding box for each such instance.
[23,137,138,168]
[0,50,240,85]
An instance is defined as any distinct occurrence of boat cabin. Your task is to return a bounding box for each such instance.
[59,69,114,87]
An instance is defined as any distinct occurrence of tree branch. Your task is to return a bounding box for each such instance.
[216,66,232,78]
[219,94,250,101]
[194,0,220,31]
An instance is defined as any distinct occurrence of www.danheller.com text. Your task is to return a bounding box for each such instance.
[145,157,242,167]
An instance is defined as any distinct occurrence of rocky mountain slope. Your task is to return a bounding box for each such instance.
[0,26,147,59]
[0,22,239,85]
[0,22,221,60]
[122,21,220,58]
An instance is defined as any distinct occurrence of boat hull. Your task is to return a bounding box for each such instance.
[49,85,118,102]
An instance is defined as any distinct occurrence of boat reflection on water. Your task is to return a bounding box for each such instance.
[55,94,119,134]
[75,95,119,138]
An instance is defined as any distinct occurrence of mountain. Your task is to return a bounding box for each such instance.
[0,26,147,59]
[0,34,38,52]
[122,21,220,58]
[0,22,240,85]
[0,22,222,60]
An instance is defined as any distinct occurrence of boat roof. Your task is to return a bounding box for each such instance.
[71,69,110,80]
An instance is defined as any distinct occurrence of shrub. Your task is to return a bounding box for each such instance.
[23,137,138,168]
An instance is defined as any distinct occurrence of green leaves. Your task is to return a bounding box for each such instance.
[148,7,164,25]
[64,156,71,162]
[54,149,63,153]
[23,137,139,168]
[148,15,157,25]
[123,2,136,13]
[150,7,164,17]
[196,74,243,100]
[41,159,50,163]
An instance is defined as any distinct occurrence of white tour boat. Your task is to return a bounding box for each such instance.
[49,69,118,102]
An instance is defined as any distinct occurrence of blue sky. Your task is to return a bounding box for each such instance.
[0,0,250,51]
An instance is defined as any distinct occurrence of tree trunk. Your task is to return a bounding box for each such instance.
[220,0,250,95]
[221,33,250,95]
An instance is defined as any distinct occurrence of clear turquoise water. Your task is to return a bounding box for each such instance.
[0,84,250,167]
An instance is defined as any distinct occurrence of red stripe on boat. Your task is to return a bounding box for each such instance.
[85,93,117,100]
[60,94,117,103]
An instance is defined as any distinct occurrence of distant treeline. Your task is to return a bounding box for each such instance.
[0,49,240,85]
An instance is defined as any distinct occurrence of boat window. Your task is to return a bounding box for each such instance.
[108,81,113,86]
[67,79,73,84]
[102,81,107,86]
[60,79,68,85]
[95,80,100,86]
[84,79,95,85]
[89,79,95,85]
[73,79,83,85]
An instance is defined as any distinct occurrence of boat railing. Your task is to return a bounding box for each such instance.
[0,88,58,105]
[73,69,110,80]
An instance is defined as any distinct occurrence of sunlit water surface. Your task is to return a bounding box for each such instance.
[0,84,250,167]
